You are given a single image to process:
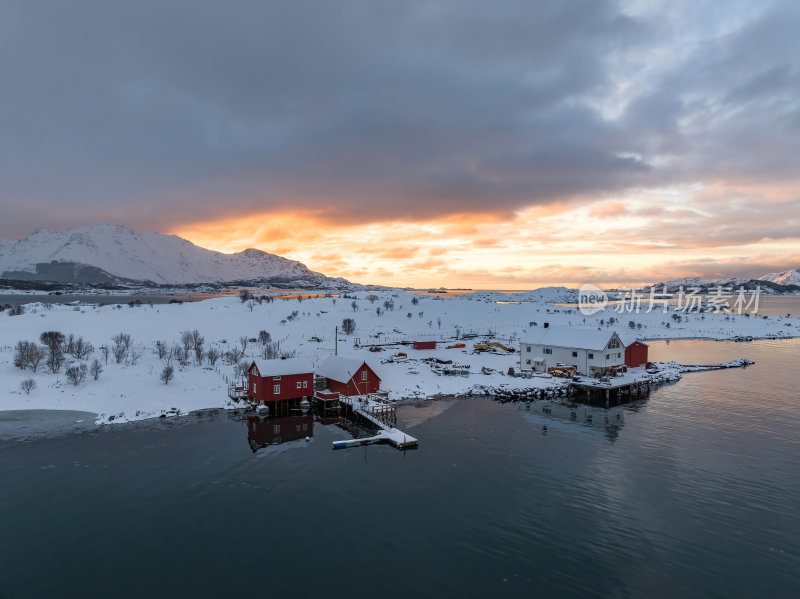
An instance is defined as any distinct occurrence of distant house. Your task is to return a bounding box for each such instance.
[413,340,437,350]
[319,356,381,396]
[520,329,626,376]
[618,333,649,368]
[247,358,314,404]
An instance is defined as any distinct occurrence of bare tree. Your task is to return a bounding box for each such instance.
[156,341,168,360]
[20,379,36,394]
[90,359,103,381]
[261,341,281,360]
[235,360,250,378]
[367,294,379,304]
[111,333,132,364]
[47,348,65,374]
[65,364,88,386]
[40,331,65,354]
[351,300,358,312]
[161,344,176,368]
[342,318,356,335]
[258,330,271,345]
[128,347,143,366]
[206,347,221,366]
[70,337,94,360]
[160,366,175,385]
[239,336,248,354]
[238,289,251,303]
[100,345,110,365]
[14,341,45,372]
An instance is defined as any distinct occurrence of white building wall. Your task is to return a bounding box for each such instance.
[520,343,625,375]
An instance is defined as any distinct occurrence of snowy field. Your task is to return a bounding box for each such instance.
[2,289,799,424]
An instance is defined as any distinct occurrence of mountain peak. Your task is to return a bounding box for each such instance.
[760,268,800,287]
[0,223,343,286]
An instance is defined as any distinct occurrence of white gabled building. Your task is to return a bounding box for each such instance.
[520,328,626,376]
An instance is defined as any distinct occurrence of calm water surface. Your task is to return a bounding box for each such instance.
[1,339,798,598]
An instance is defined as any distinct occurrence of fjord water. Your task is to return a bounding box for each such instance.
[1,340,799,598]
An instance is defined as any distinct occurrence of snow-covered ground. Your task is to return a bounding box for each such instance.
[2,289,798,425]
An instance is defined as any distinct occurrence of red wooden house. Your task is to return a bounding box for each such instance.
[247,358,314,404]
[624,341,649,368]
[413,340,437,350]
[319,356,381,396]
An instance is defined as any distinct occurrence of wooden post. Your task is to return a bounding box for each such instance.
[605,389,610,408]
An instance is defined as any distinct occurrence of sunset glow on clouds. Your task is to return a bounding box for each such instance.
[2,0,799,287]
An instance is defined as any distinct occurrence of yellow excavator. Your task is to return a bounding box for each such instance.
[473,342,515,353]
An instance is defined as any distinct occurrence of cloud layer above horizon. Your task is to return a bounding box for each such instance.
[1,0,799,286]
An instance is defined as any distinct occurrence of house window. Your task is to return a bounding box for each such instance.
[606,354,610,360]
[297,381,302,389]
[526,359,531,365]
[296,425,301,432]
[302,424,308,431]
[588,353,594,359]
[273,384,280,394]
[544,348,553,355]
[273,376,281,380]
[303,381,308,388]
[273,424,280,434]
[618,352,621,358]
[253,383,257,393]
[526,346,531,352]
[361,371,367,381]
[572,351,578,357]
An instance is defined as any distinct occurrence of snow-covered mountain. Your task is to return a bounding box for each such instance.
[0,223,348,286]
[760,268,800,287]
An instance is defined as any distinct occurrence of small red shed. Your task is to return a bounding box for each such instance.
[413,340,437,350]
[247,358,314,404]
[624,341,649,368]
[319,356,381,396]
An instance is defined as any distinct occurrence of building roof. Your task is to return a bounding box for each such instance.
[319,355,379,383]
[521,328,622,351]
[617,331,649,347]
[250,357,313,378]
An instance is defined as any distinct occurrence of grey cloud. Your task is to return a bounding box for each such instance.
[0,0,797,239]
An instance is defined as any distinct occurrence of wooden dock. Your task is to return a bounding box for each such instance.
[333,395,418,450]
[570,378,651,407]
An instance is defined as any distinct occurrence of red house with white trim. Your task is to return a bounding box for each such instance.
[247,358,314,404]
[319,356,381,396]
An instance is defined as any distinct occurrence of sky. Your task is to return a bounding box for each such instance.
[1,0,799,288]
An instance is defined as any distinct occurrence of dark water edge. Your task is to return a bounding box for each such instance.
[1,339,799,599]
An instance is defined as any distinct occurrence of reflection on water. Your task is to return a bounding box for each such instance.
[518,400,628,442]
[245,413,314,453]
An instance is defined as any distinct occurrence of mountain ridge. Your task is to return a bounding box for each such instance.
[0,223,349,287]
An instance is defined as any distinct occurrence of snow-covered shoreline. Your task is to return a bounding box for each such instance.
[2,290,798,426]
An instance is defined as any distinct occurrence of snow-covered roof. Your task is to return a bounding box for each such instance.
[250,357,313,378]
[522,328,621,351]
[319,355,378,383]
[617,331,648,347]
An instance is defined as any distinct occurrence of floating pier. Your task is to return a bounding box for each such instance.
[333,394,418,450]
